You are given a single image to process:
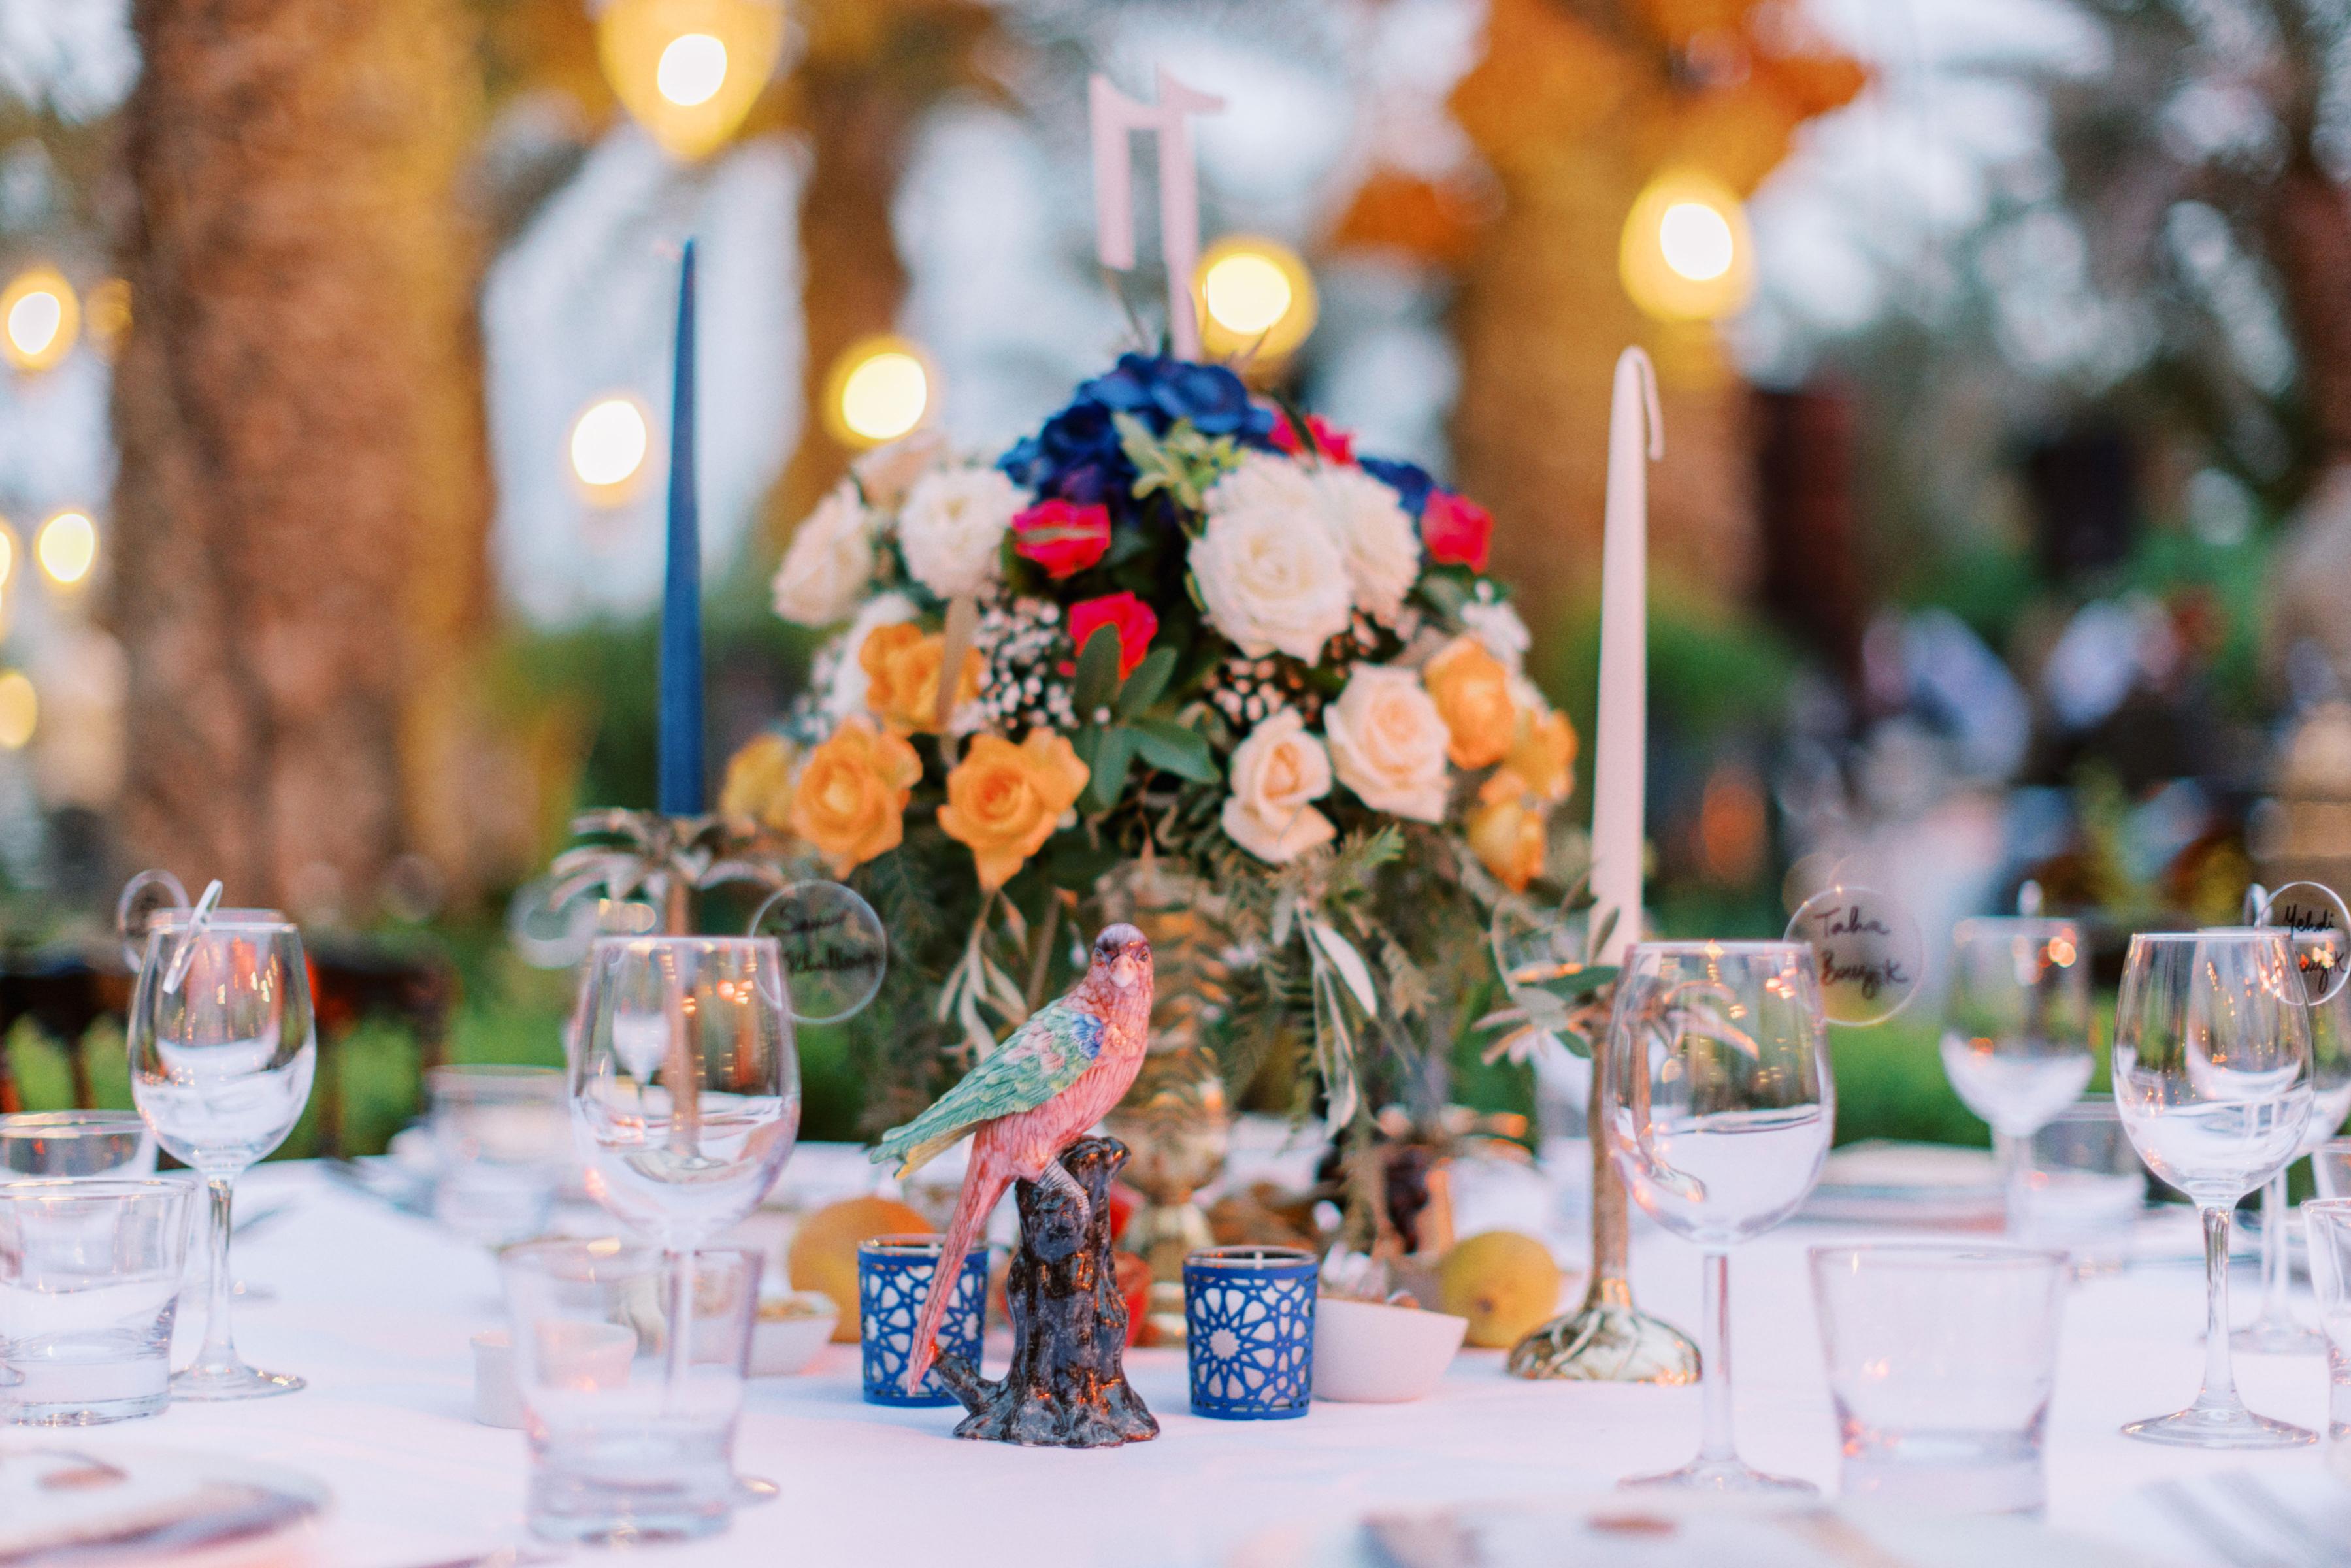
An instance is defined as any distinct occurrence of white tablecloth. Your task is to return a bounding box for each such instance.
[32,1154,2351,1567]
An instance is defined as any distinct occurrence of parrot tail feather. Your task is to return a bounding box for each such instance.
[904,1168,1006,1395]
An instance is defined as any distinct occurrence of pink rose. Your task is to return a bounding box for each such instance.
[1067,591,1159,681]
[1422,489,1492,572]
[1268,410,1356,465]
[1012,499,1111,578]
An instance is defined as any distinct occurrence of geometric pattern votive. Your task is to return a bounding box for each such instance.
[859,1236,990,1408]
[1183,1245,1317,1420]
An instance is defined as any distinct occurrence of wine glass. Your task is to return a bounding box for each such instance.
[569,936,800,1378]
[2236,928,2351,1352]
[1602,939,1833,1492]
[2111,928,2314,1446]
[1941,917,2094,1228]
[127,915,316,1399]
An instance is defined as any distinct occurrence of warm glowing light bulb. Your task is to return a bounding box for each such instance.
[830,340,931,447]
[1,269,78,373]
[0,672,36,750]
[1658,201,1735,282]
[0,521,15,591]
[1192,237,1318,362]
[37,511,96,585]
[1202,253,1292,336]
[1620,171,1754,323]
[656,33,728,106]
[569,395,652,498]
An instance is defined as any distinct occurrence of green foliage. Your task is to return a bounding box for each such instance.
[1116,412,1243,521]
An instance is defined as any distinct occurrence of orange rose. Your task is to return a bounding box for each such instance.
[1498,706,1576,807]
[1467,783,1547,892]
[937,732,1091,891]
[859,622,982,735]
[789,718,922,875]
[719,732,799,830]
[1422,636,1515,769]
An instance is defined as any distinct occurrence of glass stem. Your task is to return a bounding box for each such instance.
[1698,1250,1736,1464]
[2260,1173,2291,1326]
[1996,1131,2024,1232]
[665,1246,695,1407]
[190,1174,239,1379]
[2195,1204,2246,1415]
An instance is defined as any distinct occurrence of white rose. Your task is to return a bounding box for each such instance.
[1221,710,1338,865]
[820,592,917,723]
[1312,464,1421,626]
[1324,664,1451,823]
[1193,459,1353,661]
[851,428,949,510]
[1460,597,1532,672]
[772,481,874,626]
[898,466,1025,600]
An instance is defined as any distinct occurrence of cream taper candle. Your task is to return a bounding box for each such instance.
[1590,347,1662,966]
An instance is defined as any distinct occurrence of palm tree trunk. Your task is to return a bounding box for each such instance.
[112,0,489,913]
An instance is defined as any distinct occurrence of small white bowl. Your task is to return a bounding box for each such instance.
[749,1291,841,1376]
[1312,1296,1468,1403]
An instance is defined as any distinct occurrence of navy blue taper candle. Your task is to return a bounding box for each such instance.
[657,240,704,816]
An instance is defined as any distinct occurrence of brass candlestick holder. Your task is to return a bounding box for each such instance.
[1505,1082,1697,1382]
[548,809,793,936]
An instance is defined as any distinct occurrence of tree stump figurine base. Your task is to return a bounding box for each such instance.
[933,1136,1159,1448]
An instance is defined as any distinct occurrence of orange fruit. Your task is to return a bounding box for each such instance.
[787,1195,934,1343]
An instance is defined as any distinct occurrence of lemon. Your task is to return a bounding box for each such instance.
[1438,1230,1563,1349]
[787,1195,934,1342]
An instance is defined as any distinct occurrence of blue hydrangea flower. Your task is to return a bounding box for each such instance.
[1360,456,1434,519]
[1000,353,1275,508]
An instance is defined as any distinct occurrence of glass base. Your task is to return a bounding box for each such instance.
[8,1394,169,1426]
[2229,1318,2327,1356]
[2122,1403,2315,1448]
[171,1364,305,1401]
[734,1476,778,1507]
[1622,1457,1818,1495]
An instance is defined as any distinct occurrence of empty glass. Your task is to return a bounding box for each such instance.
[1942,917,2094,1230]
[1809,1243,2068,1514]
[127,915,316,1401]
[501,1239,758,1543]
[2238,930,2351,1353]
[570,936,800,1251]
[1602,939,1833,1492]
[0,1177,196,1424]
[2014,1100,2147,1278]
[2303,1200,2351,1483]
[2111,928,2314,1446]
[2316,1137,2351,1200]
[0,1112,156,1180]
[427,1064,567,1247]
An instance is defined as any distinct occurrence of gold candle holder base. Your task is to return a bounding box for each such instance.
[1505,1283,1698,1383]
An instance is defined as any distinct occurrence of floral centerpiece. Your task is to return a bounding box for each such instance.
[722,352,1574,1154]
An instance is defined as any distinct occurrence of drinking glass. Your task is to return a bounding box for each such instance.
[1942,917,2094,1229]
[501,1240,758,1543]
[427,1064,567,1247]
[570,935,798,1393]
[2014,1099,2146,1277]
[0,1112,156,1179]
[1602,939,1833,1492]
[2237,930,2351,1352]
[2111,928,2314,1446]
[0,1177,195,1424]
[2303,1200,2351,1482]
[2316,1137,2351,1200]
[1809,1243,2068,1514]
[127,915,316,1400]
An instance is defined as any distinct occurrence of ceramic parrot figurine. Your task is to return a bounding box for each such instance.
[872,922,1155,1392]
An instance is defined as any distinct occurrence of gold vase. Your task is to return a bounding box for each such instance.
[1098,857,1232,1346]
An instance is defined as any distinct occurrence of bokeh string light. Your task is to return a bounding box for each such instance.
[36,510,97,587]
[595,0,786,161]
[1193,236,1317,361]
[568,394,653,503]
[0,671,38,750]
[1619,171,1754,322]
[824,337,932,448]
[2,267,78,374]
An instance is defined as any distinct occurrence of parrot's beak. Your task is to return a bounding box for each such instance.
[1110,953,1143,990]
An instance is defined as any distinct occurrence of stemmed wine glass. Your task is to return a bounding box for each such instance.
[1602,939,1834,1492]
[569,936,800,1376]
[2111,928,2314,1446]
[2235,927,2351,1352]
[127,913,316,1399]
[1941,917,2094,1228]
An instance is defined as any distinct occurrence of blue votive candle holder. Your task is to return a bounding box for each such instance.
[1183,1245,1318,1420]
[858,1235,989,1407]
